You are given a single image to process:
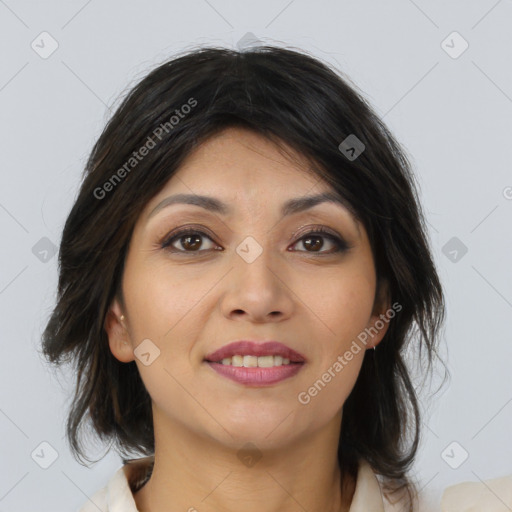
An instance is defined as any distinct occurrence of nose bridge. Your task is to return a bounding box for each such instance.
[220,230,292,320]
[233,232,278,288]
[232,200,280,267]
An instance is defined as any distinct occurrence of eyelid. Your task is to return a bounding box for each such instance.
[291,223,341,241]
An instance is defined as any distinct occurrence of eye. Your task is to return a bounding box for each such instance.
[289,226,349,254]
[160,225,350,255]
[161,227,219,254]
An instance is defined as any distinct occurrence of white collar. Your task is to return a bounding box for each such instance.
[81,456,386,511]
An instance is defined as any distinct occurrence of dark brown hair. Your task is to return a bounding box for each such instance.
[40,44,446,510]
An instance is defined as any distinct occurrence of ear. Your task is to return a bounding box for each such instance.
[104,297,135,363]
[366,277,392,350]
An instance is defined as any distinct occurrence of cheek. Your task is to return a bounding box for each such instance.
[312,271,375,346]
[123,260,219,385]
[298,353,365,428]
[124,259,201,338]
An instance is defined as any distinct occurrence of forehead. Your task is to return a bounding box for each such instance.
[186,127,313,174]
[139,126,363,238]
[148,127,329,204]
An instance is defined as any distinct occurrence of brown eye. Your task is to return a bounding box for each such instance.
[161,228,218,253]
[286,226,350,256]
[289,227,349,254]
[300,235,326,252]
[160,226,349,256]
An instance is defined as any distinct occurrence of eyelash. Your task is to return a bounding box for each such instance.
[159,225,350,256]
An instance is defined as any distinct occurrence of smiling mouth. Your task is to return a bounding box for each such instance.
[204,356,305,386]
[205,355,302,367]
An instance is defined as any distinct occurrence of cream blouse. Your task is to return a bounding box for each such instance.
[78,455,512,511]
[78,456,392,512]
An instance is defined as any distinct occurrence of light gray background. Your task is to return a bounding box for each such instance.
[1,1,511,511]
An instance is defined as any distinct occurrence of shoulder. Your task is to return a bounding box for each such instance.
[78,482,109,512]
[381,473,512,512]
[78,457,154,512]
[77,466,129,512]
[360,461,438,512]
[440,473,512,511]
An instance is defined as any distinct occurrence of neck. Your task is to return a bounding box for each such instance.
[133,410,355,512]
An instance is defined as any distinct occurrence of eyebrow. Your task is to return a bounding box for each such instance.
[147,192,360,227]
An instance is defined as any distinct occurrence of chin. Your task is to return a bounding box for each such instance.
[215,409,302,441]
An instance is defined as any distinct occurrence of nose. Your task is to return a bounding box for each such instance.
[219,243,294,324]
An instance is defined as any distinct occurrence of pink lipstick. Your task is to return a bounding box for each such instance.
[204,341,306,386]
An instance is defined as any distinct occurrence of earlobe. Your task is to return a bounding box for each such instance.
[104,298,134,363]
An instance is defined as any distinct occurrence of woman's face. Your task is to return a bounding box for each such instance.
[107,126,389,451]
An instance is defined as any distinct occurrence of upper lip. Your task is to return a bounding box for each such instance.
[205,341,306,363]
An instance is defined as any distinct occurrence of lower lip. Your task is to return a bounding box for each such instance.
[205,361,304,386]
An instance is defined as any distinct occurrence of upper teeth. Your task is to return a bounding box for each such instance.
[219,355,291,367]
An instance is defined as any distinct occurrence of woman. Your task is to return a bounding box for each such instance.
[41,45,447,512]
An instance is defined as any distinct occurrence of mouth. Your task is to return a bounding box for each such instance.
[204,360,304,386]
[204,340,306,386]
[206,354,297,367]
[204,340,306,363]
